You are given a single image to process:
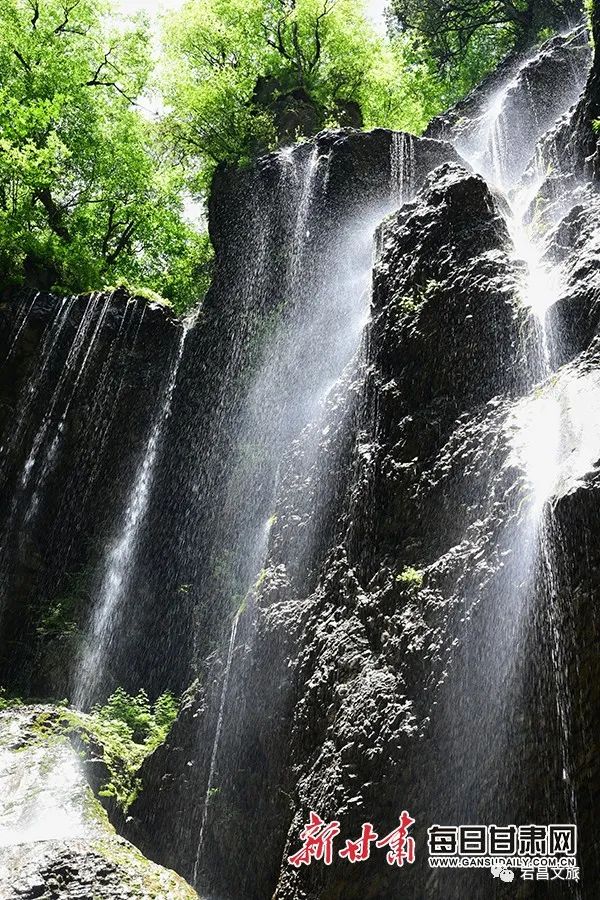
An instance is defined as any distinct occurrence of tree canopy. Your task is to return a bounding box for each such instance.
[0,0,580,310]
[391,0,583,68]
[0,0,209,310]
[160,0,482,190]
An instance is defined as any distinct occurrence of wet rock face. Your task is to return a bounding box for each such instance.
[371,163,535,415]
[132,95,600,898]
[262,166,539,900]
[548,470,600,888]
[545,190,600,366]
[155,127,466,690]
[127,158,548,900]
[428,28,591,187]
[427,28,591,142]
[0,706,197,900]
[0,290,185,698]
[559,6,600,179]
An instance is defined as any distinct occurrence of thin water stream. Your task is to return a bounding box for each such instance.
[190,138,418,892]
[75,324,188,708]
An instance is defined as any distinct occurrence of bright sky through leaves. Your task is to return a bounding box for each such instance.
[118,0,388,32]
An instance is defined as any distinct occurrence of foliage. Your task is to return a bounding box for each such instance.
[161,0,469,188]
[0,0,207,311]
[585,0,596,46]
[391,0,582,69]
[59,687,179,809]
[0,0,565,308]
[0,686,24,710]
[396,565,424,587]
[36,568,90,642]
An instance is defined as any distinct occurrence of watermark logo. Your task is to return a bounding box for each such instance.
[286,813,579,883]
[287,811,416,868]
[427,823,579,881]
[491,863,514,882]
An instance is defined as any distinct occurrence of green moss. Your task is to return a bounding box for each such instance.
[37,594,81,640]
[93,836,198,899]
[106,280,174,309]
[207,786,221,803]
[396,566,424,588]
[0,687,24,710]
[131,287,174,309]
[536,26,555,44]
[82,786,112,829]
[397,279,439,315]
[397,295,418,314]
[255,568,268,589]
[28,689,179,811]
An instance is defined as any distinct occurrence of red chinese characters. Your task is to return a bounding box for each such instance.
[288,811,416,867]
[288,812,341,867]
[376,811,416,867]
[339,823,379,862]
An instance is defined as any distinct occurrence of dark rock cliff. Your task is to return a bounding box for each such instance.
[0,290,184,697]
[128,144,600,898]
[0,129,461,706]
[124,128,465,697]
[122,30,600,899]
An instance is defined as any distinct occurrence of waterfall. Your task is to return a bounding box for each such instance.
[74,324,188,708]
[193,611,240,885]
[437,28,595,865]
[0,295,77,479]
[190,136,415,893]
[3,291,40,364]
[0,293,132,626]
[2,26,596,895]
[390,132,415,205]
[19,294,113,523]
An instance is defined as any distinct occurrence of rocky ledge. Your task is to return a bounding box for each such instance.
[0,706,198,900]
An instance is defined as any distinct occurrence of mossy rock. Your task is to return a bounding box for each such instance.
[0,706,198,899]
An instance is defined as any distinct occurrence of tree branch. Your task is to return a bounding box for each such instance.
[13,49,32,72]
[105,220,136,266]
[34,188,71,242]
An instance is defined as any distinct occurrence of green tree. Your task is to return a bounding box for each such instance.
[0,0,208,311]
[161,0,456,188]
[391,0,583,69]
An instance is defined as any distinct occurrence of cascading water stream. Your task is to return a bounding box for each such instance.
[3,291,40,364]
[193,611,240,885]
[20,294,114,527]
[0,294,126,624]
[390,132,415,205]
[191,138,417,893]
[445,31,595,871]
[0,295,77,478]
[74,324,188,708]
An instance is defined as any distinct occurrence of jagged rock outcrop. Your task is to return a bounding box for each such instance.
[545,189,600,365]
[427,28,591,171]
[0,706,197,900]
[127,163,566,900]
[555,6,600,178]
[371,163,537,413]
